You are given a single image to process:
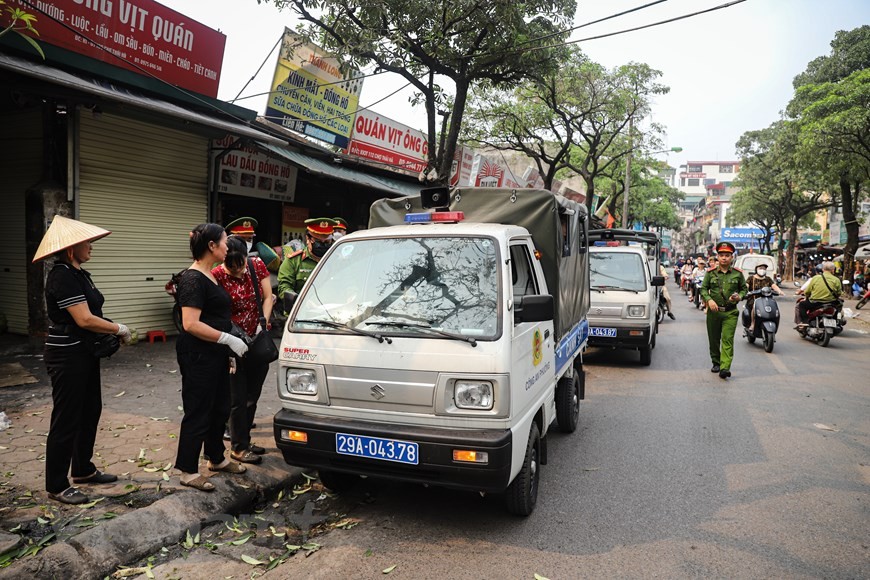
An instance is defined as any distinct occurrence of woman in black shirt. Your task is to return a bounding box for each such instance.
[34,216,133,505]
[175,223,249,491]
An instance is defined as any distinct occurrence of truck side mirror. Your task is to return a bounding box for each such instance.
[282,291,298,313]
[519,295,554,322]
[651,275,665,287]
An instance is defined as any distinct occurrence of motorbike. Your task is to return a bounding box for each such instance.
[741,286,780,353]
[856,286,870,310]
[164,270,185,333]
[656,290,669,324]
[795,298,845,347]
[692,276,704,309]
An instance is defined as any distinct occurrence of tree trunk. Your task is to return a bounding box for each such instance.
[786,222,799,282]
[839,176,860,285]
[437,78,470,186]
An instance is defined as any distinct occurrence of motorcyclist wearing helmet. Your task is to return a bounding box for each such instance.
[746,263,781,333]
[277,218,337,313]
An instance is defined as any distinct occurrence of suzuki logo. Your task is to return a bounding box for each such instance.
[370,384,386,400]
[595,308,603,315]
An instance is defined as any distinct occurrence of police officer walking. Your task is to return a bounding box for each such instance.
[700,241,748,379]
[277,218,336,312]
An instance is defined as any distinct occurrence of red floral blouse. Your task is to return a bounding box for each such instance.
[212,257,270,337]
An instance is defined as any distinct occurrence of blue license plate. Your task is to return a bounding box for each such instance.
[590,327,617,337]
[335,433,419,465]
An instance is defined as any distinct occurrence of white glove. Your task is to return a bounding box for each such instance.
[115,323,133,345]
[217,332,248,357]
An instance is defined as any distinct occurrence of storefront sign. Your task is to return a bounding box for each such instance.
[346,110,427,173]
[721,227,768,248]
[449,146,475,187]
[266,29,363,148]
[470,154,524,188]
[282,205,309,249]
[12,0,225,97]
[680,172,706,179]
[213,136,298,203]
[522,166,546,189]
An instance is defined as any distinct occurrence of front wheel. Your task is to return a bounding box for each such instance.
[763,329,774,353]
[639,345,652,366]
[857,296,868,310]
[656,304,664,325]
[505,422,540,516]
[555,373,581,433]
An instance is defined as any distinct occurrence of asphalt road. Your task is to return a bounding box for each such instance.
[143,282,870,579]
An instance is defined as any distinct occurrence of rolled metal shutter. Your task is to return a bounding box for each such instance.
[0,108,42,335]
[78,112,208,334]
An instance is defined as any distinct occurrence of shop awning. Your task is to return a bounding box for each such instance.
[0,53,284,145]
[261,143,421,197]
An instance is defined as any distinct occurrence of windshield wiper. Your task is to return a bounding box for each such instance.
[365,321,477,347]
[295,318,392,344]
[591,285,638,293]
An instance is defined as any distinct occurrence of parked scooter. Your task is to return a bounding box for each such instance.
[741,286,781,353]
[795,298,845,347]
[164,270,185,333]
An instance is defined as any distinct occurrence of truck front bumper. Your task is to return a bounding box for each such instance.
[273,409,513,493]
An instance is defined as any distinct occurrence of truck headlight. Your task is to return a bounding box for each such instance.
[454,381,494,410]
[285,369,317,395]
[627,305,646,317]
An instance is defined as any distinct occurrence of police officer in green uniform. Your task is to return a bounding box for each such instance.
[277,218,336,312]
[700,241,748,379]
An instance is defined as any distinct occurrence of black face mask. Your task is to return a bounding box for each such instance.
[311,240,331,257]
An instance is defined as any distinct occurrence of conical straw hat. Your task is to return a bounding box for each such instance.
[32,215,111,262]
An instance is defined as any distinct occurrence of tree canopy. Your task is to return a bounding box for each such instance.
[260,0,575,184]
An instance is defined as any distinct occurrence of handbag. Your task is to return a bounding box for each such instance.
[246,258,279,366]
[88,332,121,358]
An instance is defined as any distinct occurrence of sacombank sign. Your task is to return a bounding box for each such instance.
[721,228,766,241]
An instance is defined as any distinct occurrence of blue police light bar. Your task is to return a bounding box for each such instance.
[404,211,465,223]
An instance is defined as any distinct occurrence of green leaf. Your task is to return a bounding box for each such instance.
[78,498,106,509]
[37,516,49,524]
[241,554,266,566]
[230,533,252,546]
[383,564,397,574]
[534,574,551,580]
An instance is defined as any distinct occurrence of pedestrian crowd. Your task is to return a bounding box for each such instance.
[33,213,345,504]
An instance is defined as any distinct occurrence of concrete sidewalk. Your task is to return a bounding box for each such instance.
[0,333,302,579]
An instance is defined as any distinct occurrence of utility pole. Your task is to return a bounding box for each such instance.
[621,116,633,229]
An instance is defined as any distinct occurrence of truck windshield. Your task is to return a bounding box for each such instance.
[590,252,647,292]
[291,236,500,340]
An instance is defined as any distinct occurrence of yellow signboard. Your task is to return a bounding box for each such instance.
[266,29,364,148]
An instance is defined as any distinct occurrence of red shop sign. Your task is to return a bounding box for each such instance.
[13,0,225,98]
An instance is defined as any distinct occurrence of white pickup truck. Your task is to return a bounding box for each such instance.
[273,187,591,515]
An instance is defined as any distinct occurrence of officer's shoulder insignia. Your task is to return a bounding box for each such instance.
[732,267,743,273]
[288,249,304,259]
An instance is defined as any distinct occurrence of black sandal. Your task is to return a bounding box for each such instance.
[230,450,262,464]
[72,470,118,484]
[248,444,266,455]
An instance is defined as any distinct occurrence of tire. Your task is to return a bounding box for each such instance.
[505,422,540,516]
[651,327,657,349]
[857,297,868,310]
[819,330,831,347]
[747,331,756,344]
[763,329,774,353]
[555,374,580,433]
[639,346,652,366]
[172,303,183,333]
[656,304,664,325]
[318,469,359,492]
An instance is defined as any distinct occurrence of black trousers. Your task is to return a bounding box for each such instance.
[44,345,102,494]
[175,350,231,474]
[229,357,270,452]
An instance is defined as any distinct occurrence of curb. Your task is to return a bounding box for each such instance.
[0,457,304,580]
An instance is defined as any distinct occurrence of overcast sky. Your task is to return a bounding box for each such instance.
[161,0,869,165]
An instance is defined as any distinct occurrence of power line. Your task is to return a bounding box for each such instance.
[467,0,748,60]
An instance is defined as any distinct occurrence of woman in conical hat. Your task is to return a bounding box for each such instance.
[35,215,133,505]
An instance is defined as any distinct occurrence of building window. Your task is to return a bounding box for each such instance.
[719,165,734,173]
[704,178,716,186]
[722,181,732,187]
[680,178,686,187]
[688,178,700,187]
[688,164,703,172]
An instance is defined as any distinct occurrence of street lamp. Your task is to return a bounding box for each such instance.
[621,144,683,229]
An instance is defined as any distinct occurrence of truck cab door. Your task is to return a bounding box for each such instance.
[509,242,555,410]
